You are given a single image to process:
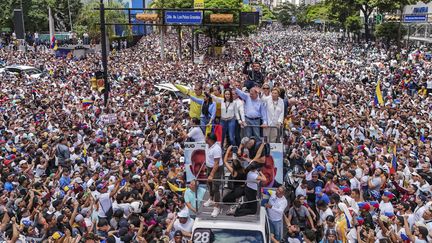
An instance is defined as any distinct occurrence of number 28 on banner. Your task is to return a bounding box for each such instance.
[193,229,211,243]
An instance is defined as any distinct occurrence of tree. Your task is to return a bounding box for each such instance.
[76,0,130,40]
[375,22,406,48]
[274,2,297,26]
[353,0,378,42]
[375,0,431,53]
[326,0,357,36]
[0,0,81,33]
[345,15,362,40]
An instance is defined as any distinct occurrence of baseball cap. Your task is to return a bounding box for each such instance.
[174,230,183,237]
[315,187,323,194]
[96,181,108,191]
[383,191,395,199]
[177,210,189,218]
[358,202,371,211]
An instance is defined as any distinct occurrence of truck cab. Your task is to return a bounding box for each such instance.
[191,205,271,243]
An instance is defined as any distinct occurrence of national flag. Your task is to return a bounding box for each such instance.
[390,145,397,174]
[375,80,384,106]
[82,99,94,108]
[344,213,352,229]
[167,181,186,192]
[50,35,56,49]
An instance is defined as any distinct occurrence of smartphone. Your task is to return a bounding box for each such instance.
[232,146,238,154]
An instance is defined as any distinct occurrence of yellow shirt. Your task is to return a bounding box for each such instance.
[175,84,204,119]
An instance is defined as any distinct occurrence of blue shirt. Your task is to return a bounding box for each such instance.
[184,187,206,215]
[235,88,268,124]
[189,96,216,120]
[316,193,330,204]
[4,182,13,192]
[59,176,71,188]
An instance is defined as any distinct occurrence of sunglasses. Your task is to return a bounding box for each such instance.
[263,87,270,89]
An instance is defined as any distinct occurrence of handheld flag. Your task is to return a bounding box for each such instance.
[167,181,186,192]
[82,99,94,109]
[390,145,397,174]
[50,35,56,49]
[375,80,384,106]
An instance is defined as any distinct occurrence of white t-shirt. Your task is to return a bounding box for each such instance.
[205,143,222,168]
[319,207,333,224]
[295,185,307,197]
[174,218,195,239]
[98,192,112,218]
[247,171,259,190]
[379,201,394,215]
[187,127,205,142]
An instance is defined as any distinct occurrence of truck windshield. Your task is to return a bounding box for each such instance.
[193,228,264,243]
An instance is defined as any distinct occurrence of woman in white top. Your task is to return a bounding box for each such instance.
[263,88,284,143]
[211,89,237,147]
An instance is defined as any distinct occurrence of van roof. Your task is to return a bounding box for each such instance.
[6,65,37,70]
[193,206,267,231]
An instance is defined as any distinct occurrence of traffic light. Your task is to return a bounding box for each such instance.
[375,14,383,24]
[95,71,105,93]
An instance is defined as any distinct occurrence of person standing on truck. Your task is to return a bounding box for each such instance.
[203,133,223,218]
[266,186,288,241]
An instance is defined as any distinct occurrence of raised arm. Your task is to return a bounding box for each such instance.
[211,94,224,104]
[224,146,234,174]
[189,95,204,105]
[234,88,248,101]
[174,84,190,95]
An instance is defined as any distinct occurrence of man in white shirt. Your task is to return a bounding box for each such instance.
[379,191,395,215]
[186,118,205,142]
[96,178,121,219]
[263,88,284,143]
[265,186,288,241]
[203,133,223,217]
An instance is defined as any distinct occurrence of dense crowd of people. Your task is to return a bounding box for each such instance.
[0,24,432,243]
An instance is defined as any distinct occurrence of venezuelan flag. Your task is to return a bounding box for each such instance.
[390,145,397,174]
[375,80,384,106]
[50,35,56,49]
[82,99,94,108]
[167,181,186,192]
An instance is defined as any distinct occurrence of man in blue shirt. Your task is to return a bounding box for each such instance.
[184,180,206,217]
[234,87,267,140]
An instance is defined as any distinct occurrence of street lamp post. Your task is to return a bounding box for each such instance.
[68,0,73,31]
[100,0,109,107]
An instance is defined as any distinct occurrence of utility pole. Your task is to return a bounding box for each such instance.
[20,0,25,38]
[100,0,109,107]
[143,0,147,36]
[68,0,73,31]
[160,0,165,60]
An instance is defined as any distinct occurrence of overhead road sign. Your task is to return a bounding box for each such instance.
[404,15,427,23]
[165,11,203,25]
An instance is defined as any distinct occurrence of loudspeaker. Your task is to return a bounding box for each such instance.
[13,9,25,39]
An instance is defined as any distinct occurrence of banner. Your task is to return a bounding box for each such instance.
[99,114,117,125]
[194,0,204,9]
[269,143,283,186]
[184,142,207,182]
